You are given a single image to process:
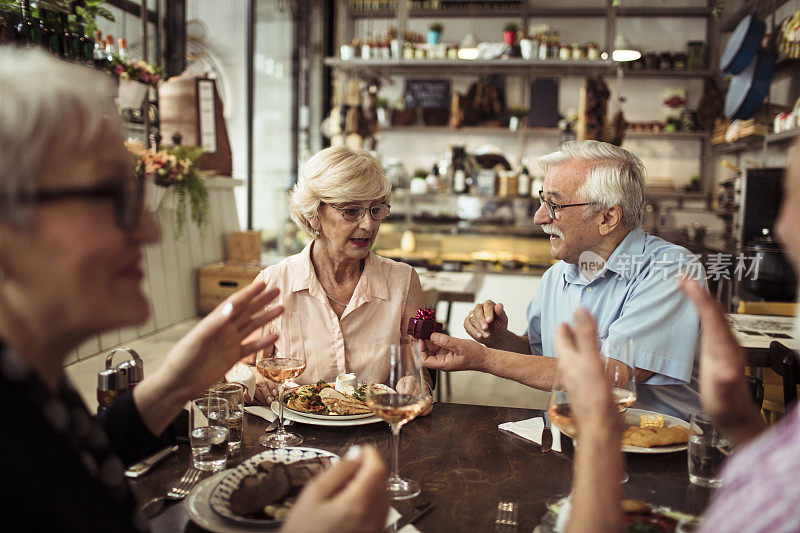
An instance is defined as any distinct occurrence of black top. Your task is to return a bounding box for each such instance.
[0,343,172,532]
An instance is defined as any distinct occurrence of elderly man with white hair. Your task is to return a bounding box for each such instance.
[421,140,704,419]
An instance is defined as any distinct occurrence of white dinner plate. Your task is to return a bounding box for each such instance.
[209,447,339,526]
[283,403,374,421]
[621,408,690,454]
[271,401,382,426]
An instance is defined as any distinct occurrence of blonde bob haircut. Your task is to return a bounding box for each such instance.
[290,146,392,238]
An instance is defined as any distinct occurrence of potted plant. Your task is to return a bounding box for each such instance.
[508,107,528,131]
[503,22,518,45]
[106,53,168,108]
[427,22,443,45]
[133,145,209,238]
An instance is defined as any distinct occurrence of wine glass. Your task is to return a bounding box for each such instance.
[257,311,307,448]
[365,339,427,501]
[548,338,636,481]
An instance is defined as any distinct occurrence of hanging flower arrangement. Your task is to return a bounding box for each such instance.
[109,53,167,89]
[133,145,209,238]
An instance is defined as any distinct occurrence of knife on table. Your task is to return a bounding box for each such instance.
[124,445,178,478]
[384,502,433,532]
[541,413,553,453]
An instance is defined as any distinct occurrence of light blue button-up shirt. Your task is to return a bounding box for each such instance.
[525,228,704,420]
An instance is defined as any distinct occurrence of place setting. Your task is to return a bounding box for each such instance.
[153,318,433,532]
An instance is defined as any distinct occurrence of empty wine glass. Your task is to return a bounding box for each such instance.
[365,339,427,500]
[257,311,306,448]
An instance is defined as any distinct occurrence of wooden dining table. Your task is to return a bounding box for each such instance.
[132,403,713,532]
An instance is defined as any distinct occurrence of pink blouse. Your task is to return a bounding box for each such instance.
[257,243,423,385]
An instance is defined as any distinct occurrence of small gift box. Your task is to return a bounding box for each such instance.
[407,308,443,339]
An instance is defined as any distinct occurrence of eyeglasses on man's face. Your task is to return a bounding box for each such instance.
[327,202,391,222]
[17,174,145,231]
[538,190,594,219]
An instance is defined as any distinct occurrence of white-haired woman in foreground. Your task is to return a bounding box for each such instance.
[0,48,388,533]
[229,146,433,415]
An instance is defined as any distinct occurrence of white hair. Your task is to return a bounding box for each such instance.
[538,140,646,229]
[290,146,391,238]
[0,47,119,226]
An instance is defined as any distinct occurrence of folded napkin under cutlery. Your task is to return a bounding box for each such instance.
[384,506,424,532]
[498,417,563,452]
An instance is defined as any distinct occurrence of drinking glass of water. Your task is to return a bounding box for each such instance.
[688,413,729,488]
[189,395,229,471]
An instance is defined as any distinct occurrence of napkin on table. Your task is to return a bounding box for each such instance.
[243,405,278,422]
[498,417,563,452]
[385,507,422,532]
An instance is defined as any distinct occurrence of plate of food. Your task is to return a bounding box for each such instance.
[208,447,338,526]
[621,409,691,454]
[282,380,375,420]
[536,496,701,533]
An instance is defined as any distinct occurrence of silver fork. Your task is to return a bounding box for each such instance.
[495,501,518,530]
[140,468,202,518]
[168,467,202,498]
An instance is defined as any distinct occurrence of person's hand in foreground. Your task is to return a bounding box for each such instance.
[420,332,488,373]
[555,308,623,533]
[282,445,389,533]
[134,280,284,434]
[678,278,767,447]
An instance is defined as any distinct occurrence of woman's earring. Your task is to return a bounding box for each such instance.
[314,229,320,236]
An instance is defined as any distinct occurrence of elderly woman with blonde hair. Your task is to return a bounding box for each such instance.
[229,146,433,414]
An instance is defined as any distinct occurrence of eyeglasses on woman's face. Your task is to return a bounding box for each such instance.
[16,174,145,231]
[326,202,391,223]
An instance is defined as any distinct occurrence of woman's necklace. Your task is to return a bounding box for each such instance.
[321,286,350,307]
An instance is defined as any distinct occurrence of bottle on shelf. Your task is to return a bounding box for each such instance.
[518,165,531,197]
[38,8,60,55]
[118,38,128,60]
[15,1,32,45]
[59,13,73,59]
[426,164,439,192]
[104,34,115,61]
[70,4,91,63]
[92,30,106,68]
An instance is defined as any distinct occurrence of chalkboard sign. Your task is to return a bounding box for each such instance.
[404,79,451,109]
[529,78,560,128]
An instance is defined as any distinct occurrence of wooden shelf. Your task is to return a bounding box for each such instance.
[325,57,612,75]
[712,129,798,154]
[381,125,708,140]
[325,58,714,79]
[349,6,711,19]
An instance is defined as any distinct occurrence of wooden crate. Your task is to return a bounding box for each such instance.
[198,262,263,314]
[227,230,262,263]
